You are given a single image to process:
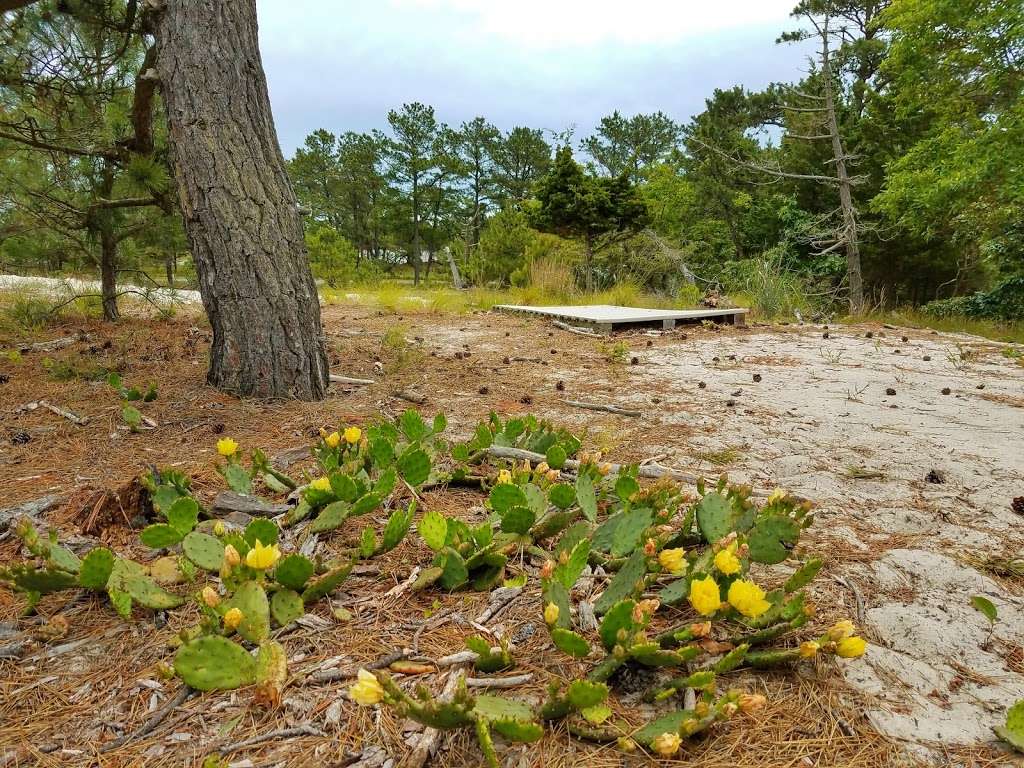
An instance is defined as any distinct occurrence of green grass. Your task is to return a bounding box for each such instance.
[853,308,1024,345]
[321,282,716,316]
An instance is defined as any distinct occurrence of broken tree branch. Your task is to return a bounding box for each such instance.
[330,374,375,385]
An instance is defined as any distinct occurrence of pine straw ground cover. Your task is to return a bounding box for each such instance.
[0,303,1006,767]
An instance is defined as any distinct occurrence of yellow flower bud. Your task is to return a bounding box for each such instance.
[546,469,560,483]
[245,539,281,570]
[544,602,560,626]
[310,476,332,493]
[616,737,637,752]
[497,469,513,485]
[643,538,658,556]
[767,487,787,504]
[597,463,612,476]
[799,640,820,658]
[213,521,225,537]
[223,607,243,630]
[836,636,867,658]
[827,620,856,641]
[349,668,385,706]
[324,431,341,448]
[344,426,362,445]
[535,462,550,474]
[201,586,220,607]
[223,544,241,567]
[652,732,681,756]
[216,437,239,457]
[540,560,555,579]
[723,702,739,717]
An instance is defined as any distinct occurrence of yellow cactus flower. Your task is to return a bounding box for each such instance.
[223,607,243,630]
[714,543,741,575]
[827,619,856,641]
[688,575,722,616]
[349,668,385,706]
[216,437,239,457]
[540,560,555,579]
[738,693,767,713]
[213,521,225,537]
[201,586,220,608]
[652,731,682,756]
[535,462,550,474]
[799,640,820,658]
[546,469,560,483]
[497,469,513,485]
[767,487,787,504]
[659,547,687,575]
[245,539,281,570]
[544,602,560,626]
[344,426,362,445]
[836,636,867,658]
[324,431,341,448]
[310,476,332,493]
[223,544,241,567]
[727,579,771,618]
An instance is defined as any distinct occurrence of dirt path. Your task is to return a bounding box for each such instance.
[1,306,1022,764]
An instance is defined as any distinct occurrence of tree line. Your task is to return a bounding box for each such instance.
[1,0,1020,400]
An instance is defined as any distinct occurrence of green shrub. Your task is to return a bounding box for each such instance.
[923,275,1024,321]
[306,227,381,287]
[719,249,812,320]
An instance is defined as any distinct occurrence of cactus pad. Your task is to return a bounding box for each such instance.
[397,446,430,486]
[227,580,270,643]
[78,547,115,590]
[270,588,304,626]
[567,680,609,709]
[244,518,279,547]
[489,483,527,513]
[748,514,800,564]
[0,564,77,594]
[300,562,353,602]
[379,504,414,553]
[419,510,448,551]
[553,538,590,590]
[174,635,257,691]
[996,701,1024,752]
[182,532,225,571]
[547,483,575,510]
[550,627,591,657]
[274,554,315,591]
[598,600,637,651]
[593,550,647,614]
[166,497,199,536]
[575,472,597,522]
[139,523,184,549]
[499,506,535,534]
[310,501,349,533]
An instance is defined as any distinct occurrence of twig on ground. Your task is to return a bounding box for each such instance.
[219,724,323,754]
[552,320,600,337]
[16,399,88,425]
[832,575,865,625]
[561,399,642,417]
[304,648,412,685]
[474,586,522,625]
[99,685,194,752]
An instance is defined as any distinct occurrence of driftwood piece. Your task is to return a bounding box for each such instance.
[552,320,601,337]
[16,399,88,425]
[211,492,290,518]
[0,495,61,534]
[561,399,642,417]
[304,648,412,686]
[394,390,427,405]
[329,374,375,385]
[465,673,533,688]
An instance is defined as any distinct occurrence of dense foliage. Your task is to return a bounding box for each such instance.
[1,0,1021,317]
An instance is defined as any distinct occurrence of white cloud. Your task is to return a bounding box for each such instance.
[389,0,795,47]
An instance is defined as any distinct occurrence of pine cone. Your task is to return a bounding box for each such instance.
[1012,496,1024,516]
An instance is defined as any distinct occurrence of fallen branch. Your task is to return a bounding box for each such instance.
[330,374,375,385]
[99,685,194,752]
[552,320,600,337]
[211,491,290,519]
[16,399,88,425]
[219,724,323,754]
[17,334,85,354]
[0,495,61,534]
[465,673,533,688]
[394,390,427,405]
[561,399,641,417]
[304,648,412,685]
[474,586,522,625]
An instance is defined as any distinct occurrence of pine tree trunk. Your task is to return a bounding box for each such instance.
[99,227,120,322]
[152,0,328,399]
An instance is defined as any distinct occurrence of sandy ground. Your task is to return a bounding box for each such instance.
[1,303,1022,766]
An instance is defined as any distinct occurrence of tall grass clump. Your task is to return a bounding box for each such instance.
[721,249,812,320]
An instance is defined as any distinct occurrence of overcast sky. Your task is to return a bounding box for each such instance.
[257,0,813,157]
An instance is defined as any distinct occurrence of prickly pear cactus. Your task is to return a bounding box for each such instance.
[182,532,224,571]
[226,580,270,643]
[78,547,115,590]
[174,635,257,691]
[270,588,303,627]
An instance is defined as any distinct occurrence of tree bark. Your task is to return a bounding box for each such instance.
[99,226,120,322]
[584,233,595,292]
[152,0,328,399]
